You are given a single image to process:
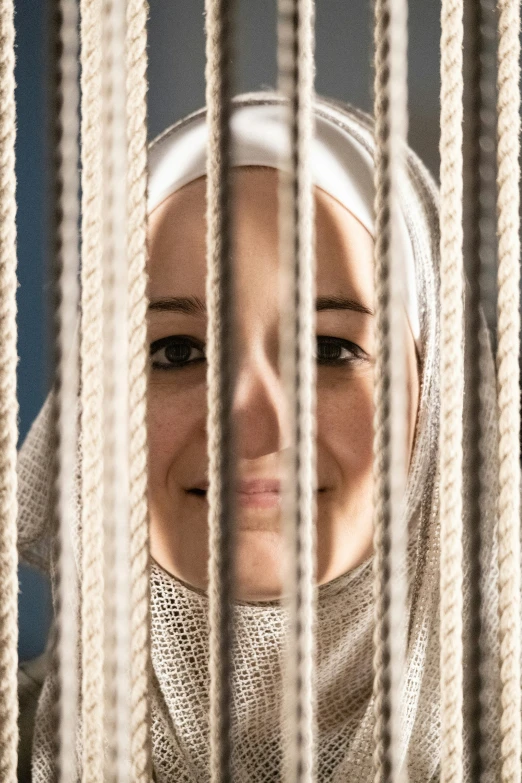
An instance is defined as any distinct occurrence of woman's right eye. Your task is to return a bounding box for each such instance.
[150,336,206,370]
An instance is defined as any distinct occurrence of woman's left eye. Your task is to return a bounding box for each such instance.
[315,336,366,365]
[150,336,206,370]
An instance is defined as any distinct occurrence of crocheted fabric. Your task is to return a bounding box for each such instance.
[18,94,502,782]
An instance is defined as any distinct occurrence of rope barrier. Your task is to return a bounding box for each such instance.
[461,0,498,774]
[277,1,317,782]
[496,1,522,781]
[101,0,132,778]
[439,0,464,780]
[372,1,410,781]
[79,0,106,776]
[50,0,81,778]
[0,0,18,778]
[126,0,151,779]
[205,1,237,780]
[4,0,522,779]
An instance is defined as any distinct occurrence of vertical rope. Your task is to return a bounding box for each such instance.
[439,0,464,781]
[101,0,131,778]
[461,0,498,775]
[205,1,236,781]
[496,1,522,781]
[0,0,18,779]
[51,0,81,779]
[80,0,105,776]
[126,0,151,781]
[372,0,409,781]
[276,2,316,782]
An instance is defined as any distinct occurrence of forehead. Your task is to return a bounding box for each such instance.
[147,167,374,305]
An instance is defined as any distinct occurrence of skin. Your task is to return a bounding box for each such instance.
[147,167,419,601]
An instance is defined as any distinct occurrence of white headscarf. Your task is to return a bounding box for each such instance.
[148,96,420,351]
[18,92,501,782]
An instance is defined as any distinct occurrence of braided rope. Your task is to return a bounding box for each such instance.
[277,1,316,782]
[79,0,105,777]
[101,0,132,777]
[496,1,522,781]
[372,1,409,781]
[439,0,464,781]
[0,0,18,779]
[52,0,81,778]
[205,1,237,780]
[460,0,500,773]
[126,0,151,780]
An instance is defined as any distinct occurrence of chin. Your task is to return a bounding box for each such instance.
[233,529,284,602]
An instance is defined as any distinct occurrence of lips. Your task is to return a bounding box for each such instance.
[236,479,281,509]
[187,478,282,509]
[188,479,327,494]
[236,479,280,495]
[188,478,280,493]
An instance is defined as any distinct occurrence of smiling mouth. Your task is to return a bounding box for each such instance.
[187,486,281,509]
[186,486,325,509]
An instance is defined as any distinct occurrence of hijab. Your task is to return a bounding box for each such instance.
[17,92,501,782]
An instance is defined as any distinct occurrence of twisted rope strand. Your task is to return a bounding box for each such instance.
[126,0,151,780]
[439,0,464,781]
[372,5,390,773]
[52,0,81,778]
[79,0,105,776]
[0,0,18,778]
[496,1,522,781]
[205,1,237,780]
[459,0,500,774]
[372,1,409,781]
[101,0,132,777]
[277,1,317,782]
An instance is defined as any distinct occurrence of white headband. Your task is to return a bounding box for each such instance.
[148,100,420,347]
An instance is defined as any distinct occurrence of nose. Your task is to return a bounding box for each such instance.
[232,350,289,460]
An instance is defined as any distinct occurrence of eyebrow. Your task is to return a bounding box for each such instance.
[148,296,206,316]
[316,295,374,317]
[148,294,373,317]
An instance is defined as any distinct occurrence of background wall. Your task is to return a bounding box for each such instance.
[15,0,442,660]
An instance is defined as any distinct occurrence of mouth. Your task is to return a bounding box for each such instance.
[237,481,281,508]
[187,480,281,509]
[187,481,326,509]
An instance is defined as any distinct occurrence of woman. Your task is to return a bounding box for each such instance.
[18,92,500,781]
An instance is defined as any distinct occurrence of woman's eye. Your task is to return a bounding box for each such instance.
[150,336,206,370]
[150,335,363,370]
[315,336,365,365]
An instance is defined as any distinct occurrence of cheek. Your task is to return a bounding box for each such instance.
[147,380,207,493]
[316,373,374,488]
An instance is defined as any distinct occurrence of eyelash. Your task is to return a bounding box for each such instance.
[150,335,368,371]
[150,336,206,370]
[316,336,367,365]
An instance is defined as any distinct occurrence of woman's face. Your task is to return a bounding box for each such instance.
[147,167,419,601]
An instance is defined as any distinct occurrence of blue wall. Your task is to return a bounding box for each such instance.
[15,0,52,662]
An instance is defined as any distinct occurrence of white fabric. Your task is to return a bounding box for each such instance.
[148,99,420,350]
[17,93,502,782]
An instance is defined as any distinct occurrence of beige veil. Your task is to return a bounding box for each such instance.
[17,94,501,782]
